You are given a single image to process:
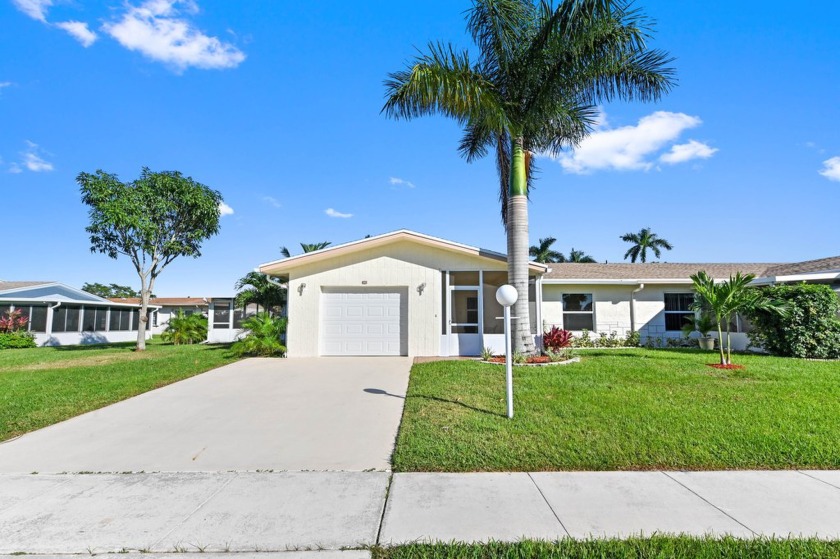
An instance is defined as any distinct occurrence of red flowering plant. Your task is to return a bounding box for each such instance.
[0,309,28,333]
[543,326,573,361]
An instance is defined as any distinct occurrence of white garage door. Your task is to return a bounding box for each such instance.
[321,290,404,356]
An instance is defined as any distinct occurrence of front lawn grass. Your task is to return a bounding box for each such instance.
[372,538,840,559]
[0,339,238,441]
[394,349,840,471]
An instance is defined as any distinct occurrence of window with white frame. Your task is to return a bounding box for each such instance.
[664,293,694,331]
[562,293,594,330]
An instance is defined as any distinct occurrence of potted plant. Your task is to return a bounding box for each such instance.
[682,313,717,350]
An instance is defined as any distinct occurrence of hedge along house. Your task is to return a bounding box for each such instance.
[0,281,158,346]
[258,230,549,357]
[258,231,840,357]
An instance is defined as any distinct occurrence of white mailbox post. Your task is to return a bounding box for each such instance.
[496,284,518,419]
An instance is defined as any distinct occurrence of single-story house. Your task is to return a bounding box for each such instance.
[108,297,209,336]
[0,281,158,346]
[257,230,840,357]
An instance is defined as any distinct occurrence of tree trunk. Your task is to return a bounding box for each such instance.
[507,137,535,355]
[716,317,726,365]
[136,275,156,351]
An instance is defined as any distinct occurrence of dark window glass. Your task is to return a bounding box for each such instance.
[233,308,250,328]
[53,306,68,333]
[0,305,11,319]
[564,313,594,331]
[109,308,121,331]
[83,308,96,331]
[96,308,107,331]
[664,293,694,312]
[562,294,593,312]
[65,306,80,332]
[132,309,140,331]
[29,306,48,332]
[150,311,157,328]
[482,271,506,334]
[665,313,694,331]
[213,302,231,328]
[16,306,31,323]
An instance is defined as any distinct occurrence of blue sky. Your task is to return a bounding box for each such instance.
[2,0,838,296]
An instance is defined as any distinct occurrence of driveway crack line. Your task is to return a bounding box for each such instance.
[660,471,756,536]
[150,472,239,551]
[797,470,840,492]
[374,472,395,546]
[527,473,570,537]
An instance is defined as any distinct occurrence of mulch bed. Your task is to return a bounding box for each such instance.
[706,363,746,370]
[488,355,552,364]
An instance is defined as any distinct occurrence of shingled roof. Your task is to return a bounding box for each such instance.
[543,262,780,281]
[108,297,208,306]
[763,256,840,277]
[0,281,53,292]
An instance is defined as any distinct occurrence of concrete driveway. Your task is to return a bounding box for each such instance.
[0,357,410,473]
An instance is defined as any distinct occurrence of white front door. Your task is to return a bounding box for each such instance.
[320,289,403,356]
[448,287,482,356]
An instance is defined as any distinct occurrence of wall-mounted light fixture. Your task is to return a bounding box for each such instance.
[417,282,426,295]
[298,283,306,295]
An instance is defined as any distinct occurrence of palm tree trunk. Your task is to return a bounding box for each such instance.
[507,137,535,355]
[716,315,725,365]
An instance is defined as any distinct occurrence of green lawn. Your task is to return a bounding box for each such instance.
[372,538,840,559]
[0,339,238,441]
[394,349,840,472]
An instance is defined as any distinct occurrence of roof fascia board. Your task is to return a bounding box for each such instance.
[542,278,694,285]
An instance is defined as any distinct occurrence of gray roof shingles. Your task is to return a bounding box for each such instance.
[763,256,840,277]
[0,281,53,292]
[543,263,780,281]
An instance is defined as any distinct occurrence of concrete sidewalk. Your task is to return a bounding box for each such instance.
[2,470,839,554]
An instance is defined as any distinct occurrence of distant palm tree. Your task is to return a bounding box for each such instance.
[280,241,331,258]
[567,248,596,263]
[621,228,673,263]
[234,272,286,316]
[530,237,565,263]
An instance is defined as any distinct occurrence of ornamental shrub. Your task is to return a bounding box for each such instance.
[748,284,840,359]
[232,313,287,357]
[162,310,208,345]
[0,331,36,349]
[543,326,573,353]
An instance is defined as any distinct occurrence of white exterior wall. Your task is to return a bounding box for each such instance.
[285,241,507,357]
[542,283,752,350]
[39,331,151,346]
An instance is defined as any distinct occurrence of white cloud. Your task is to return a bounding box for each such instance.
[103,0,246,71]
[659,140,718,165]
[11,0,52,22]
[0,82,13,98]
[389,176,415,189]
[325,208,352,219]
[8,163,23,174]
[819,157,840,182]
[21,141,53,172]
[262,196,282,208]
[551,111,714,174]
[55,21,98,47]
[218,201,234,216]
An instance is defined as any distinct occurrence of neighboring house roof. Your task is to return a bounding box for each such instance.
[108,297,208,306]
[763,256,840,277]
[259,229,551,275]
[543,263,780,284]
[0,282,157,308]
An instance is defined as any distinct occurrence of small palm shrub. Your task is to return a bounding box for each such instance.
[162,311,208,345]
[0,309,36,349]
[232,313,287,357]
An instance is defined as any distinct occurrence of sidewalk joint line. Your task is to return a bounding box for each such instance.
[150,472,239,550]
[527,472,570,537]
[797,470,840,492]
[660,471,756,537]
[374,472,395,546]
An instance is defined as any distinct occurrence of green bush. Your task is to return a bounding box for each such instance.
[748,283,840,359]
[232,313,287,357]
[161,311,208,345]
[0,331,36,349]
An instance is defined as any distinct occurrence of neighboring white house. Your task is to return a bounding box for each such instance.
[257,230,840,357]
[0,281,158,346]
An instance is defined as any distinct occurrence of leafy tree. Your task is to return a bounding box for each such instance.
[690,271,786,365]
[232,313,288,357]
[78,167,223,351]
[234,272,286,316]
[161,310,208,345]
[529,237,564,263]
[280,241,331,258]
[383,0,674,352]
[621,228,673,263]
[81,282,147,298]
[567,248,596,263]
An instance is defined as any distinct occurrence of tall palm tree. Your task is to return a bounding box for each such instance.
[621,228,673,263]
[280,241,331,258]
[383,0,674,353]
[567,248,596,263]
[234,272,286,317]
[530,237,565,263]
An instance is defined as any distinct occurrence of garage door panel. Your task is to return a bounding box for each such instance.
[321,289,405,356]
